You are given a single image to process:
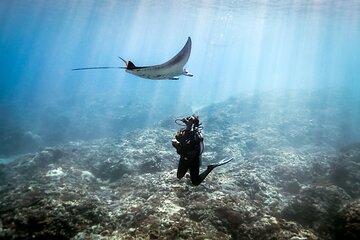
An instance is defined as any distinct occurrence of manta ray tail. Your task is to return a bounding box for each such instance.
[72,66,125,71]
[72,57,130,71]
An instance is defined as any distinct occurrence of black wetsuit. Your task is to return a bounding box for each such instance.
[173,124,215,186]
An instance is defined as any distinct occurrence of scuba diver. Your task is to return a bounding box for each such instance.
[172,115,232,186]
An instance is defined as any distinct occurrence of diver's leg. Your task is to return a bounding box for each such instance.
[189,157,234,185]
[177,156,189,179]
[189,156,215,186]
[189,156,201,185]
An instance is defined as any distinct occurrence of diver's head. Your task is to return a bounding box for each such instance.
[182,115,200,130]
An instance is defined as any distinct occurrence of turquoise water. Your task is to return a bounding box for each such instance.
[1,0,360,156]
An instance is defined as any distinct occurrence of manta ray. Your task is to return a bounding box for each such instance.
[73,37,193,80]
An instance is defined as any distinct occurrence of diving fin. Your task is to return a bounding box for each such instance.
[207,157,233,171]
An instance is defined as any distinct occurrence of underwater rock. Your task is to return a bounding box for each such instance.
[329,143,360,198]
[0,164,6,182]
[89,129,175,182]
[335,199,360,240]
[282,179,301,194]
[281,185,351,238]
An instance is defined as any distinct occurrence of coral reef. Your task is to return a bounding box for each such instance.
[0,89,359,239]
[329,143,360,198]
[335,199,360,240]
[281,185,351,238]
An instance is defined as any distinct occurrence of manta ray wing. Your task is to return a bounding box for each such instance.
[126,37,192,80]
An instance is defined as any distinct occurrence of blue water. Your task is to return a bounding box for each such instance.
[1,0,360,156]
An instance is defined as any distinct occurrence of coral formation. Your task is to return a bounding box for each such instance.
[0,89,359,239]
